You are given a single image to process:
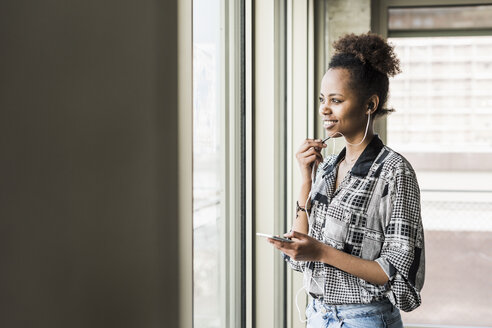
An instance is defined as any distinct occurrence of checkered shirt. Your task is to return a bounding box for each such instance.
[284,135,425,312]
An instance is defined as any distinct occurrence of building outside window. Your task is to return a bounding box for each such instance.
[387,5,492,326]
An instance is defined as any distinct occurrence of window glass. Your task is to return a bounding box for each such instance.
[388,35,492,326]
[388,36,492,154]
[193,0,222,326]
[389,5,492,30]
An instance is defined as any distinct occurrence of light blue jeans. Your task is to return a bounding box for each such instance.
[306,298,403,328]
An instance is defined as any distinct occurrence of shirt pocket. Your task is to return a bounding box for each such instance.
[322,207,350,250]
[361,230,385,260]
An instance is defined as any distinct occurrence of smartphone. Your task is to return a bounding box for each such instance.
[256,232,293,243]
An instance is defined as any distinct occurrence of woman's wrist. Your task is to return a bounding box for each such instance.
[318,243,334,264]
[296,201,307,211]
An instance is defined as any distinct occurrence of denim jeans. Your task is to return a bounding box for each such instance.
[306,298,403,328]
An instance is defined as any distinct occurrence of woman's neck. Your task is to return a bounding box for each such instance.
[344,130,375,163]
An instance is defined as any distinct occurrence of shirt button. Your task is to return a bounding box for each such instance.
[320,307,327,314]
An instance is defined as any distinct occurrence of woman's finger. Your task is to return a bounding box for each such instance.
[300,147,320,157]
[300,148,324,163]
[302,154,318,165]
[298,139,327,153]
[299,140,326,153]
[268,238,293,250]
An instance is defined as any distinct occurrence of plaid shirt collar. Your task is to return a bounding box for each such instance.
[323,135,384,178]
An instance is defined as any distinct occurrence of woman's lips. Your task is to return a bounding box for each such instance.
[323,120,338,129]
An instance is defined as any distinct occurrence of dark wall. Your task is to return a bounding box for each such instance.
[0,1,179,327]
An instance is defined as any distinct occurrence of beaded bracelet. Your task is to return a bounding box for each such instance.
[296,201,308,218]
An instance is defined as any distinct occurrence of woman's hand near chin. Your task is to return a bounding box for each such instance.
[292,139,326,235]
[295,139,326,184]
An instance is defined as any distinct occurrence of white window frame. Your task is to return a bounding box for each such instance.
[220,0,243,326]
[250,0,288,326]
[178,0,193,327]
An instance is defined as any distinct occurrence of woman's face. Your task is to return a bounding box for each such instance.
[319,68,369,139]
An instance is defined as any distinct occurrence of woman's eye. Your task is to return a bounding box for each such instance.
[331,98,341,104]
[319,97,324,103]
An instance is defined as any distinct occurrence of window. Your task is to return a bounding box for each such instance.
[388,36,492,156]
[193,0,222,325]
[192,0,243,327]
[385,4,492,327]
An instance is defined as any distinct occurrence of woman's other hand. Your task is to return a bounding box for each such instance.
[269,231,390,286]
[268,231,328,262]
[296,139,326,183]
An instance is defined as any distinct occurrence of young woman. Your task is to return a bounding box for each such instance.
[268,33,425,327]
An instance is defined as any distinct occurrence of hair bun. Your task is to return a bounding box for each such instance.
[333,32,401,77]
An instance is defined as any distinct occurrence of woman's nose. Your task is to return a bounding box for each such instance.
[319,103,331,116]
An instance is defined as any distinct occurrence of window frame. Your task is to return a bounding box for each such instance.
[286,1,313,327]
[250,0,289,326]
[221,0,244,325]
[373,0,492,39]
[178,0,193,327]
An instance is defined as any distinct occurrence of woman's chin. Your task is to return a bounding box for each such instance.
[325,130,343,138]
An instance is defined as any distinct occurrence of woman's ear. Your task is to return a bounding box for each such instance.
[366,95,379,115]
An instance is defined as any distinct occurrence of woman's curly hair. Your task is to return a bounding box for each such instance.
[328,32,401,117]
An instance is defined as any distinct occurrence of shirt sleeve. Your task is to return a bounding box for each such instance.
[375,161,425,312]
[282,252,306,272]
